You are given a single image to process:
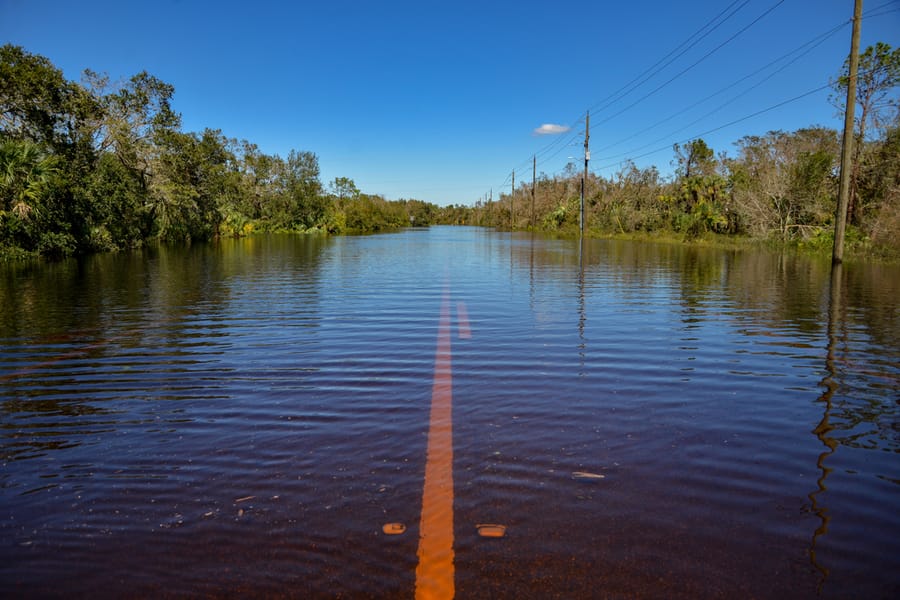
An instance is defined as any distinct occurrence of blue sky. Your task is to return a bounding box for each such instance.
[2,0,899,205]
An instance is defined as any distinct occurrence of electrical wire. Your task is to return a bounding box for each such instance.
[482,0,887,201]
[587,0,750,117]
[594,20,850,160]
[518,0,751,174]
[863,7,900,19]
[593,78,853,174]
[864,0,900,16]
[595,0,787,127]
[486,0,777,195]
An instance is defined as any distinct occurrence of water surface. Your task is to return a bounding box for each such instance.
[1,227,898,597]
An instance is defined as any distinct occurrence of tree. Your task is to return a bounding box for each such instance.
[0,138,58,220]
[275,150,325,229]
[149,128,237,241]
[673,139,716,179]
[598,161,665,232]
[0,44,73,147]
[832,42,900,223]
[83,69,180,189]
[857,115,900,254]
[234,141,279,220]
[670,139,728,236]
[728,128,839,240]
[86,151,149,248]
[330,176,359,201]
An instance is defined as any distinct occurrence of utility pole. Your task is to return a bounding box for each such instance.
[581,111,590,235]
[490,188,494,228]
[531,154,536,229]
[511,170,515,230]
[833,0,862,265]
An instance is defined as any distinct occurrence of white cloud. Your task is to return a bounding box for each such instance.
[533,123,570,135]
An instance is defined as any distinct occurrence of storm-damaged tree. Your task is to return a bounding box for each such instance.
[727,128,839,241]
[831,42,900,224]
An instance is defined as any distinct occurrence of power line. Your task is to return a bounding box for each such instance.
[484,61,896,200]
[593,81,835,173]
[863,7,900,18]
[587,0,750,117]
[486,0,876,200]
[530,117,584,162]
[519,0,751,173]
[596,59,894,173]
[491,0,782,193]
[864,0,900,15]
[595,0,787,127]
[594,20,850,160]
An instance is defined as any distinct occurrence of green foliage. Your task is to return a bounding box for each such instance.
[832,42,900,224]
[858,120,900,258]
[543,203,569,230]
[665,139,729,237]
[329,176,359,201]
[0,44,78,149]
[339,194,408,232]
[1,45,448,256]
[2,43,898,261]
[445,115,896,258]
[37,230,76,259]
[87,152,149,248]
[403,199,437,226]
[0,138,59,221]
[674,197,728,239]
[605,162,667,232]
[833,42,900,140]
[284,150,326,229]
[728,128,839,240]
[673,139,716,179]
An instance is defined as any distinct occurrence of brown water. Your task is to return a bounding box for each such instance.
[1,227,898,598]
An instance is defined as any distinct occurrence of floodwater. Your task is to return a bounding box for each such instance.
[1,226,898,598]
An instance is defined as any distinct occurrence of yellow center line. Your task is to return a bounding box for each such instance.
[415,287,455,599]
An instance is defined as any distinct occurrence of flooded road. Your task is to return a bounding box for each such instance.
[1,227,898,598]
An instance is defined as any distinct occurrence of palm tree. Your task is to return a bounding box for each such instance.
[0,139,59,220]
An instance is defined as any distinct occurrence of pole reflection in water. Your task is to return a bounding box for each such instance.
[808,262,843,589]
[577,236,586,375]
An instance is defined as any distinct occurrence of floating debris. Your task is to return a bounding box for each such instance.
[572,471,605,481]
[382,522,406,535]
[476,524,506,538]
[234,495,255,503]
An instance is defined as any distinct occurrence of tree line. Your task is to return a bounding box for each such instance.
[2,43,898,260]
[454,42,900,259]
[0,44,446,259]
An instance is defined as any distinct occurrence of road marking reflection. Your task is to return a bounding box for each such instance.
[415,287,455,599]
[456,301,471,340]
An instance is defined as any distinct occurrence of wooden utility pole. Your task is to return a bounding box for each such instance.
[833,0,863,265]
[581,111,590,235]
[531,155,536,229]
[511,170,515,229]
